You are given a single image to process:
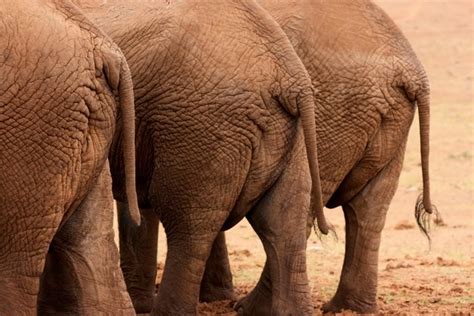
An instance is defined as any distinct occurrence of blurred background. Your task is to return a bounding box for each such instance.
[147,1,473,314]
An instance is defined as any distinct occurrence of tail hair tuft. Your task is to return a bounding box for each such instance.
[415,193,442,248]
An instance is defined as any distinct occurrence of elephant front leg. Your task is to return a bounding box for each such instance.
[200,232,236,302]
[324,150,405,314]
[118,202,159,313]
[38,162,134,315]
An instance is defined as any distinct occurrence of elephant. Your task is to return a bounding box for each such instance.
[94,0,437,314]
[0,0,140,314]
[76,0,327,315]
[220,0,438,314]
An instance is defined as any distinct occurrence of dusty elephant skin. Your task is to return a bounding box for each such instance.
[90,0,436,315]
[76,0,327,315]
[0,0,139,314]
[220,0,436,314]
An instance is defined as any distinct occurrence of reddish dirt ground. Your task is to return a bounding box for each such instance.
[145,1,474,314]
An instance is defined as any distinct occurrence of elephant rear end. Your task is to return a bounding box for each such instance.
[256,0,436,313]
[0,1,137,313]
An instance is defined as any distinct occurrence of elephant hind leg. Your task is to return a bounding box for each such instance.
[117,201,159,314]
[0,225,54,314]
[0,198,62,313]
[200,232,236,302]
[236,147,313,316]
[234,261,272,315]
[38,162,134,315]
[323,148,406,314]
[153,208,228,316]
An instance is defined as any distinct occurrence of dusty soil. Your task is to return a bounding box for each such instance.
[145,1,474,314]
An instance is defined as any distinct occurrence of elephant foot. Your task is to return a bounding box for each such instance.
[200,232,236,302]
[234,286,271,316]
[322,293,378,314]
[130,293,155,314]
[200,285,237,302]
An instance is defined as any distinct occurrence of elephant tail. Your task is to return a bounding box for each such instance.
[298,88,329,235]
[246,0,327,234]
[59,1,141,225]
[414,84,441,241]
[118,60,141,226]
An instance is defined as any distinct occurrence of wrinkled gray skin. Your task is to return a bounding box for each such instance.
[0,0,140,314]
[77,0,326,315]
[109,0,435,314]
